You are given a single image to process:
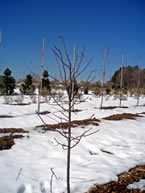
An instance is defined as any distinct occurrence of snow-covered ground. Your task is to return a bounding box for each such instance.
[0,93,145,193]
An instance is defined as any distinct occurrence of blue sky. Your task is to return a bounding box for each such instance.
[0,0,145,80]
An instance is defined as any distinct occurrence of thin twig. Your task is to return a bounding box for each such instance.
[16,168,23,181]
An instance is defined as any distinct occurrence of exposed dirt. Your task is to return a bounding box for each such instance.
[87,165,145,193]
[0,134,25,151]
[0,136,15,150]
[0,128,29,133]
[38,111,50,115]
[100,106,128,110]
[37,117,100,131]
[11,103,30,106]
[0,128,29,150]
[72,109,82,112]
[103,113,143,121]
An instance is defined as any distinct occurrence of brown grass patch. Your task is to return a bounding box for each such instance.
[100,106,128,110]
[87,165,145,193]
[0,136,15,150]
[141,112,145,115]
[37,117,100,131]
[0,134,25,151]
[0,128,29,150]
[72,109,82,112]
[38,111,50,115]
[0,128,28,133]
[103,113,143,121]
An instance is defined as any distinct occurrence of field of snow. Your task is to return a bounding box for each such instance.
[0,93,145,193]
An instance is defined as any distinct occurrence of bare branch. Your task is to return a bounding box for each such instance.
[86,69,97,82]
[75,57,93,79]
[51,111,68,122]
[59,35,72,68]
[37,113,47,128]
[54,138,68,150]
[75,47,85,75]
[70,128,99,149]
[51,107,69,119]
[56,129,67,139]
[16,168,23,181]
[50,91,68,112]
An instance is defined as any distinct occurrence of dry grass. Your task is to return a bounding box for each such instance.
[103,113,143,121]
[87,165,145,193]
[0,128,29,150]
[0,135,25,151]
[37,117,100,131]
[0,128,28,133]
[100,106,128,110]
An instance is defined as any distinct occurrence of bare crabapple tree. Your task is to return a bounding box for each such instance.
[46,35,98,193]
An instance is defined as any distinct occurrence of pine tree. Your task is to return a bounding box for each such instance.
[20,74,35,95]
[41,70,51,95]
[3,68,15,95]
[73,78,79,95]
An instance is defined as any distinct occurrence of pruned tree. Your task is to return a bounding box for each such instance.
[3,68,16,95]
[20,74,35,95]
[100,48,109,108]
[42,70,51,93]
[39,35,98,193]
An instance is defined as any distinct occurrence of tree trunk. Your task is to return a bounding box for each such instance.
[67,99,71,193]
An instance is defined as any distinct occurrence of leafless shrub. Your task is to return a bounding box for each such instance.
[93,88,101,97]
[30,94,37,103]
[4,95,13,104]
[43,94,51,103]
[57,91,65,102]
[14,94,24,105]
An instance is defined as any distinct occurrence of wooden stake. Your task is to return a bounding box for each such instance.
[137,57,141,106]
[119,54,123,107]
[37,39,45,113]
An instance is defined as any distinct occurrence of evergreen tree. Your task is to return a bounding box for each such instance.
[41,70,51,95]
[84,86,88,94]
[73,78,79,95]
[3,68,15,95]
[20,74,35,94]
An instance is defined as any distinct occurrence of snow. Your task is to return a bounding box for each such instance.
[0,93,145,193]
[128,179,145,190]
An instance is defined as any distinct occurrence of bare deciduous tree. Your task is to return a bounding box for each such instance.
[39,35,98,193]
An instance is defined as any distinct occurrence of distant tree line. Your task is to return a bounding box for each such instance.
[111,66,145,89]
[0,65,145,95]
